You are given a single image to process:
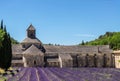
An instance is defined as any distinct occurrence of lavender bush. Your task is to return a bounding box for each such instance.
[7,67,120,81]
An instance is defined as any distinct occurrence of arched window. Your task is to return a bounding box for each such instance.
[94,54,97,67]
[30,33,33,37]
[34,60,36,65]
[103,54,107,67]
[85,54,89,67]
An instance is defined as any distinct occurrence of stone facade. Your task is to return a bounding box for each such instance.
[12,25,114,68]
[59,54,73,68]
[113,50,120,68]
[23,45,44,67]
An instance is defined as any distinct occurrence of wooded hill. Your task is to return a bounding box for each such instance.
[81,32,120,50]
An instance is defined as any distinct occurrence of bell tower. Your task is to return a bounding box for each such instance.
[27,24,36,38]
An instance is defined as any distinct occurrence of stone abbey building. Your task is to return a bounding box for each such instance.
[12,24,114,68]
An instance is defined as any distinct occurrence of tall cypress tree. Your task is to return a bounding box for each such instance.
[0,20,4,68]
[0,44,4,68]
[1,20,3,29]
[2,31,8,69]
[0,29,5,68]
[0,20,12,70]
[6,33,12,69]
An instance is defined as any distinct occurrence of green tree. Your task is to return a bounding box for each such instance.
[0,29,5,46]
[82,32,120,50]
[0,20,3,29]
[0,20,12,70]
[11,37,19,44]
[81,40,85,45]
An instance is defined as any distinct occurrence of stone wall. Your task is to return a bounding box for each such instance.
[12,54,23,60]
[59,54,73,68]
[23,54,44,67]
[12,52,113,68]
[76,53,113,68]
[11,60,24,67]
[47,58,60,67]
[12,44,114,68]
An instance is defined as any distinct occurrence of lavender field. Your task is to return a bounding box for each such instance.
[7,67,120,81]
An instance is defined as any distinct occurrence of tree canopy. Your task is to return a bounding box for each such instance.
[80,32,120,50]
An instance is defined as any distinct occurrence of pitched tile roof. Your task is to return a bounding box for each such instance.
[12,44,112,55]
[44,45,112,53]
[27,24,35,31]
[12,44,23,54]
[59,54,72,60]
[23,44,44,55]
[21,37,42,44]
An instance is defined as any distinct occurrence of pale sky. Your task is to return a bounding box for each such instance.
[0,0,120,45]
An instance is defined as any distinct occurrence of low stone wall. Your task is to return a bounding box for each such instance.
[59,54,73,68]
[77,53,113,68]
[11,63,24,67]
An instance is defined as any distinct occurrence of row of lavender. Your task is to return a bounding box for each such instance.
[7,67,120,81]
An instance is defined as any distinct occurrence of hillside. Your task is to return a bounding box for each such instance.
[81,32,120,50]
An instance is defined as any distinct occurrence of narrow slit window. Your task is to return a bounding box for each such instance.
[34,60,36,65]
